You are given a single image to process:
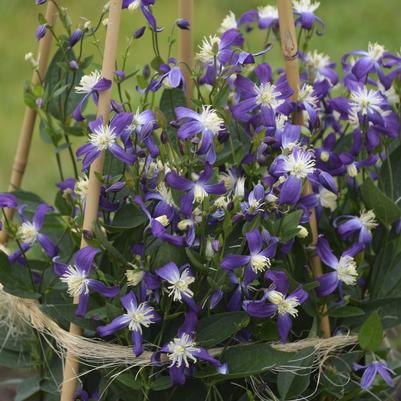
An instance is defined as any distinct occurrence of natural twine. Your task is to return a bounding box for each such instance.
[0,285,358,371]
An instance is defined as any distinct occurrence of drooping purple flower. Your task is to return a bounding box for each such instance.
[73,70,112,121]
[166,163,226,214]
[97,291,160,356]
[334,210,378,245]
[293,0,325,33]
[353,361,394,390]
[53,247,120,316]
[148,62,185,92]
[316,237,363,297]
[69,28,83,48]
[221,228,278,285]
[155,262,199,312]
[9,204,58,263]
[239,6,279,31]
[134,196,185,247]
[231,64,293,126]
[240,182,266,217]
[153,311,227,385]
[0,193,17,208]
[305,50,338,85]
[243,271,308,343]
[35,24,47,41]
[122,0,160,32]
[175,106,225,163]
[76,113,135,171]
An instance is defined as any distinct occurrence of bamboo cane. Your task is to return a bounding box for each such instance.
[0,1,57,245]
[276,0,331,339]
[59,1,123,400]
[178,0,193,100]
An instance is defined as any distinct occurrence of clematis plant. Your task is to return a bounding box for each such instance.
[1,1,400,400]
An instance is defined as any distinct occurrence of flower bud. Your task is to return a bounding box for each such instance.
[347,163,358,177]
[36,0,47,5]
[69,60,79,70]
[35,24,47,41]
[176,18,190,30]
[296,225,308,238]
[35,98,44,109]
[320,150,330,162]
[133,26,146,39]
[69,28,83,48]
[25,52,38,68]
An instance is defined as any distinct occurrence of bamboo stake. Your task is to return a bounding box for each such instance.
[59,2,123,400]
[178,0,193,100]
[276,0,331,339]
[0,1,57,245]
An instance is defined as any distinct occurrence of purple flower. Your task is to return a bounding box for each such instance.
[134,196,184,247]
[335,210,378,245]
[148,62,185,92]
[73,70,112,121]
[76,113,135,171]
[231,64,293,126]
[9,204,57,263]
[36,0,47,4]
[221,228,278,285]
[122,0,160,32]
[54,247,120,316]
[153,312,226,384]
[270,147,316,205]
[243,271,308,343]
[155,262,199,312]
[69,28,83,48]
[175,106,225,163]
[166,164,226,213]
[353,361,394,390]
[97,291,160,356]
[176,18,190,30]
[316,237,363,297]
[35,24,47,41]
[305,50,338,85]
[240,183,265,217]
[0,193,17,208]
[293,0,324,33]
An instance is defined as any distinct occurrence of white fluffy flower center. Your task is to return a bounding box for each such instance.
[199,106,223,134]
[307,50,330,70]
[196,35,221,64]
[167,268,195,302]
[128,0,142,12]
[60,265,89,297]
[75,70,101,93]
[336,256,358,285]
[276,114,288,131]
[250,254,271,273]
[350,87,383,117]
[155,215,170,227]
[293,0,320,13]
[74,175,89,200]
[367,42,385,61]
[193,183,208,202]
[358,210,378,231]
[319,187,337,212]
[219,11,237,33]
[255,83,284,108]
[284,150,316,179]
[258,5,278,19]
[89,125,117,151]
[299,84,319,107]
[167,334,200,368]
[124,302,155,333]
[267,291,300,317]
[125,269,145,287]
[17,222,38,245]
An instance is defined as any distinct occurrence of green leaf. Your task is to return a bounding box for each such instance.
[152,241,188,268]
[277,348,314,400]
[278,209,303,242]
[221,344,295,380]
[159,88,186,123]
[15,376,41,401]
[329,305,365,318]
[358,311,383,351]
[111,204,147,230]
[116,373,143,390]
[380,143,401,201]
[150,376,172,391]
[197,312,250,347]
[361,177,401,226]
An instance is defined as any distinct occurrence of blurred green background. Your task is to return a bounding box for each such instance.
[1,0,401,201]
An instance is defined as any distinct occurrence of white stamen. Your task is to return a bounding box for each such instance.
[166,268,195,302]
[293,0,320,14]
[155,215,170,227]
[60,265,89,297]
[258,5,278,20]
[89,125,116,151]
[299,84,319,107]
[336,256,358,285]
[255,82,284,108]
[196,35,220,64]
[74,175,89,200]
[17,222,38,245]
[198,105,224,135]
[367,42,385,61]
[319,187,337,212]
[358,210,378,231]
[193,184,208,202]
[219,11,237,33]
[250,254,271,273]
[75,70,102,94]
[124,302,155,333]
[125,269,145,287]
[267,290,300,317]
[283,149,316,179]
[167,333,200,368]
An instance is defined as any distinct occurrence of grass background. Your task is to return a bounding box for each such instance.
[1,0,401,201]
